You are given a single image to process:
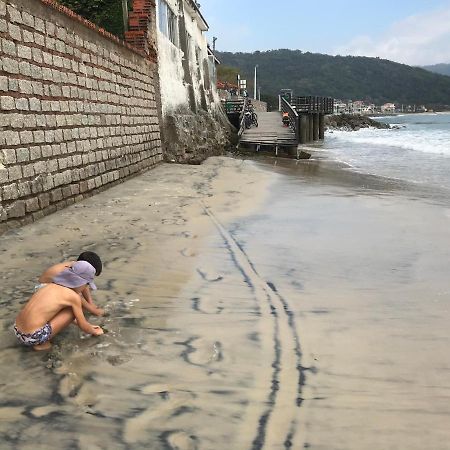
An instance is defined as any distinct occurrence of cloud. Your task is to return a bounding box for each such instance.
[333,7,450,65]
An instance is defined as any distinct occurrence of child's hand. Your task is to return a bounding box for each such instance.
[92,326,104,336]
[94,308,105,317]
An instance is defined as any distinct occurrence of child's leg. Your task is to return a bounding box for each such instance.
[33,308,75,351]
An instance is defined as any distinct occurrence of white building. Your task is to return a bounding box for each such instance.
[156,0,220,115]
[381,103,396,113]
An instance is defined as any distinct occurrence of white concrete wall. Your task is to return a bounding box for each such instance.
[156,0,220,115]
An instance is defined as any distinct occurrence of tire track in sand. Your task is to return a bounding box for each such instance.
[202,204,304,450]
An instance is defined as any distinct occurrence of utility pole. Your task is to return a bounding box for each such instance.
[122,0,129,33]
[212,36,217,53]
[254,65,258,100]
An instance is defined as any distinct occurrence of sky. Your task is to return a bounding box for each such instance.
[200,0,450,66]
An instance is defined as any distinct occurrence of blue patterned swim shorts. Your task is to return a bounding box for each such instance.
[14,323,52,346]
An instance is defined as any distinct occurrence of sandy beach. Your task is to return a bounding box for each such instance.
[1,154,450,449]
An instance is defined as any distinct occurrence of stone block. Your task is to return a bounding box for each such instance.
[15,98,29,111]
[22,11,34,27]
[33,32,44,47]
[0,167,8,183]
[22,163,34,178]
[50,188,63,202]
[18,79,33,94]
[7,5,22,24]
[4,130,20,146]
[19,61,31,77]
[15,147,30,163]
[0,0,5,16]
[2,182,18,200]
[6,200,25,219]
[31,47,42,63]
[17,180,31,196]
[2,38,16,56]
[23,29,33,43]
[0,95,15,110]
[2,57,19,74]
[19,130,33,144]
[29,146,41,160]
[25,197,39,213]
[34,17,45,33]
[38,193,50,208]
[33,130,45,143]
[8,165,22,181]
[0,18,6,32]
[0,75,7,91]
[8,23,21,40]
[29,64,43,80]
[29,97,41,111]
[22,115,36,128]
[17,44,32,60]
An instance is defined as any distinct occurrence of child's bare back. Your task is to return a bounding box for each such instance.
[14,261,103,351]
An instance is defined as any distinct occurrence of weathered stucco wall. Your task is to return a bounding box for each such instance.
[0,0,162,233]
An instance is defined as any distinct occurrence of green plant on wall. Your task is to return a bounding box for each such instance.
[58,0,130,38]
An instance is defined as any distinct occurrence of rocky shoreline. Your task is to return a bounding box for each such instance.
[325,114,391,131]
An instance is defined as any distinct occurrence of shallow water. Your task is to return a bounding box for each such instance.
[1,155,450,449]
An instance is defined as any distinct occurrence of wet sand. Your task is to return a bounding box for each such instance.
[1,155,450,449]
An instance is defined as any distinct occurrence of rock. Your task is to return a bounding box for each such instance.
[325,114,391,131]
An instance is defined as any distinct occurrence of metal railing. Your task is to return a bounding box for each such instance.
[292,96,334,114]
[280,96,299,143]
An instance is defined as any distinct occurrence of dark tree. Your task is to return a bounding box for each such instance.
[58,0,128,38]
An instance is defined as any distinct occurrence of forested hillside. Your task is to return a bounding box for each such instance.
[217,50,450,107]
[422,64,450,77]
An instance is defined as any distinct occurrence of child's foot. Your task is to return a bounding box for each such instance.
[33,341,52,351]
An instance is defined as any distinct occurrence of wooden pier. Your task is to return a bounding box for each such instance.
[224,95,334,158]
[239,111,297,154]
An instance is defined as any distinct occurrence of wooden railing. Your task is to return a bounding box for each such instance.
[292,96,334,114]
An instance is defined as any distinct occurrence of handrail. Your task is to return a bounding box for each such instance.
[292,96,334,114]
[237,97,248,137]
[280,96,299,143]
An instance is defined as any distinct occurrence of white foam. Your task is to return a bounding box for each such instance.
[328,128,450,157]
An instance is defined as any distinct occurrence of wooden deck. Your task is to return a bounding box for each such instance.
[239,111,297,148]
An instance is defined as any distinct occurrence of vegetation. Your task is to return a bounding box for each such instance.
[423,64,450,77]
[58,0,127,37]
[217,65,240,85]
[217,49,450,107]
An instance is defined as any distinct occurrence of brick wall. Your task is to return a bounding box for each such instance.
[0,0,162,233]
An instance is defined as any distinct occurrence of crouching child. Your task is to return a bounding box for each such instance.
[14,261,104,351]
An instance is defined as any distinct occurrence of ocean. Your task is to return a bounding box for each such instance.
[324,112,450,193]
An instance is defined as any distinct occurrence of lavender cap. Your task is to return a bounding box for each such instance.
[53,260,97,290]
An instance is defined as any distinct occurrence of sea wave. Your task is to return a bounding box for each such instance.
[328,128,450,156]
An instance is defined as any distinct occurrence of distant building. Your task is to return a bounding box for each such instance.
[381,103,396,113]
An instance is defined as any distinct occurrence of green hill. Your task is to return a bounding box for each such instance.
[422,63,450,77]
[217,50,450,107]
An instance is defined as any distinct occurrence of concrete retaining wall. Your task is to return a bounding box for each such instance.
[0,0,162,233]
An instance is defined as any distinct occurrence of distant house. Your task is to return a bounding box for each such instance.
[156,0,220,115]
[381,103,396,113]
[333,99,348,114]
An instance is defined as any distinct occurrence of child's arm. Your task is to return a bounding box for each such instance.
[70,296,104,336]
[81,285,94,304]
[39,261,73,283]
[80,294,105,317]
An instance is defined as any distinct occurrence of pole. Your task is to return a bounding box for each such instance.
[258,87,261,101]
[254,65,258,99]
[122,0,129,33]
[212,37,217,53]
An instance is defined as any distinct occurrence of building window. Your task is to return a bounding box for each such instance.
[185,32,192,60]
[158,0,178,46]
